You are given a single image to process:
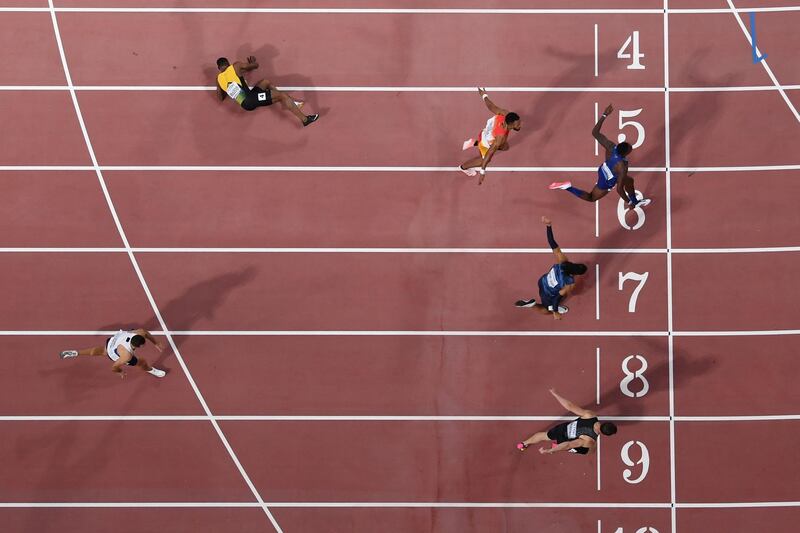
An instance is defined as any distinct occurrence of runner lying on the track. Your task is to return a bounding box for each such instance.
[517,388,617,455]
[549,104,651,210]
[460,87,522,185]
[215,56,319,127]
[60,328,166,379]
[515,216,587,320]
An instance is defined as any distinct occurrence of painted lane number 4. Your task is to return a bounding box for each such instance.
[617,31,645,70]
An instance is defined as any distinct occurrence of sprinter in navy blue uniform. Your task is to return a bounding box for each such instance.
[515,217,587,320]
[516,388,617,455]
[548,103,651,210]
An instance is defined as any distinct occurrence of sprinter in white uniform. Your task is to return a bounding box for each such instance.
[60,328,166,378]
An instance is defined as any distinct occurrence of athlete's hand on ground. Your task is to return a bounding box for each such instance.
[538,447,549,454]
[549,388,558,396]
[553,312,563,320]
[603,104,613,116]
[154,341,165,353]
[119,371,126,380]
[477,87,487,97]
[246,55,257,64]
[541,216,552,226]
[478,174,486,185]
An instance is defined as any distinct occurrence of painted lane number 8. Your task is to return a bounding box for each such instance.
[620,355,649,398]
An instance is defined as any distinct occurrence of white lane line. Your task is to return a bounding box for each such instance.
[663,3,677,533]
[0,500,797,509]
[1,414,795,422]
[3,164,800,172]
[595,263,601,320]
[594,200,600,237]
[596,347,601,405]
[4,6,800,13]
[1,246,799,254]
[594,24,599,77]
[46,3,282,531]
[725,0,800,124]
[2,84,800,93]
[3,329,800,337]
[596,434,601,491]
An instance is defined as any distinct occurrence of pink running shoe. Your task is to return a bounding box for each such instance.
[548,181,572,190]
[462,138,476,151]
[460,166,477,177]
[517,442,528,451]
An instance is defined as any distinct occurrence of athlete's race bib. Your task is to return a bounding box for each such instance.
[546,267,559,288]
[566,421,578,439]
[226,82,242,100]
[257,92,267,101]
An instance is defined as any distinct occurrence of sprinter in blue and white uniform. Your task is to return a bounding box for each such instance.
[548,103,651,210]
[515,216,588,320]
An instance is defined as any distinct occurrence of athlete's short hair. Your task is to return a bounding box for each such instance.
[562,262,588,276]
[216,57,230,70]
[600,422,617,436]
[617,142,633,156]
[130,335,146,348]
[505,112,521,124]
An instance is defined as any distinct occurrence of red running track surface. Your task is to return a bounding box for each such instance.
[2,2,800,533]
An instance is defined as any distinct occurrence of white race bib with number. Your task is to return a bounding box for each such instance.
[257,92,267,101]
[226,82,242,100]
[546,267,559,288]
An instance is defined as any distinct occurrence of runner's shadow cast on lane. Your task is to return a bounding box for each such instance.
[596,337,715,427]
[97,266,258,368]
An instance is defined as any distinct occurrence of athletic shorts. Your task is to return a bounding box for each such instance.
[105,337,138,367]
[478,141,490,158]
[241,87,273,111]
[596,172,618,191]
[537,278,560,311]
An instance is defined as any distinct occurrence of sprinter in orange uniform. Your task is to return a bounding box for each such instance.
[459,87,521,185]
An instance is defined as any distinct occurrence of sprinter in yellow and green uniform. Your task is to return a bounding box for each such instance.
[216,55,319,127]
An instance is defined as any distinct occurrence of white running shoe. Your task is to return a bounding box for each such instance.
[60,350,78,359]
[460,166,477,177]
[636,198,652,208]
[462,138,476,151]
[548,181,572,190]
[148,368,166,378]
[557,305,569,314]
[515,299,537,308]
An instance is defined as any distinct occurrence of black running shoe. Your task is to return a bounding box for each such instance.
[303,114,319,127]
[515,299,537,308]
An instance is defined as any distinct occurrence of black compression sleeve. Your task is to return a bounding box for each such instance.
[546,225,559,250]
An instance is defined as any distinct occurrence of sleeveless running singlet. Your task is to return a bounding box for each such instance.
[597,145,628,189]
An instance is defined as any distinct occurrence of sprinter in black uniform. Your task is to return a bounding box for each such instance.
[517,388,617,455]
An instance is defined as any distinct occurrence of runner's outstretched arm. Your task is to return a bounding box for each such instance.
[477,87,508,115]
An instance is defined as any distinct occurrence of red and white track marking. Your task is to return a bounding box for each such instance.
[133,252,667,331]
[2,3,800,532]
[0,508,270,533]
[0,336,201,416]
[0,92,88,165]
[0,254,153,329]
[222,419,669,503]
[70,90,666,167]
[677,420,800,502]
[670,170,800,249]
[0,12,62,84]
[0,171,120,247]
[0,421,255,502]
[674,335,800,417]
[672,252,800,331]
[54,11,663,88]
[177,335,669,417]
[104,170,667,249]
